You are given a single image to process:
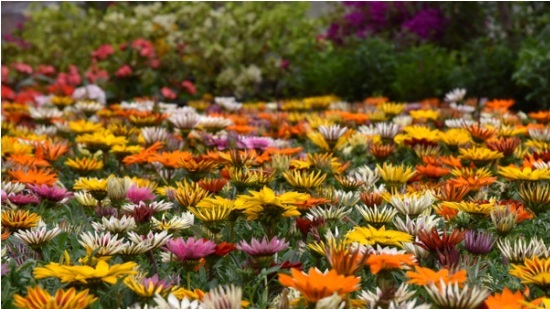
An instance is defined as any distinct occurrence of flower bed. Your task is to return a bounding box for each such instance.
[2,87,550,308]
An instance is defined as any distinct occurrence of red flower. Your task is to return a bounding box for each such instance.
[149,59,160,69]
[115,65,133,78]
[2,65,9,81]
[161,87,176,100]
[214,242,237,256]
[36,65,55,76]
[48,84,74,96]
[1,85,15,100]
[181,80,196,95]
[92,44,114,60]
[132,38,155,58]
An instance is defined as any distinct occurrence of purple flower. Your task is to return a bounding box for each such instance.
[237,236,289,257]
[141,274,172,290]
[6,192,40,206]
[205,135,228,151]
[126,185,155,204]
[28,184,73,202]
[164,237,216,261]
[345,11,367,28]
[238,136,273,151]
[1,263,10,276]
[402,8,446,41]
[464,230,495,255]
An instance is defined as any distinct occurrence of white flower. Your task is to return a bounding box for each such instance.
[316,293,345,309]
[349,165,380,188]
[169,112,200,130]
[127,230,172,250]
[13,221,61,246]
[74,191,98,207]
[202,285,242,309]
[356,204,398,224]
[91,215,137,234]
[123,200,173,214]
[306,206,352,221]
[198,116,233,130]
[389,192,435,216]
[151,294,203,309]
[152,213,194,231]
[142,127,169,144]
[445,119,475,128]
[425,281,489,309]
[2,181,26,194]
[450,102,475,113]
[34,125,58,137]
[318,125,348,141]
[28,107,63,120]
[72,85,106,104]
[392,115,413,127]
[402,241,430,260]
[78,231,126,256]
[394,215,441,237]
[529,127,550,142]
[445,88,467,103]
[214,97,242,111]
[72,101,104,114]
[331,190,360,207]
[497,237,548,264]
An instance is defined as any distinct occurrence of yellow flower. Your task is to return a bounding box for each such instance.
[410,109,440,121]
[13,286,97,309]
[1,210,41,231]
[499,166,550,181]
[378,102,406,116]
[51,95,74,107]
[73,177,109,200]
[170,287,205,300]
[124,275,172,298]
[283,170,327,190]
[189,196,234,222]
[439,128,472,147]
[377,163,416,183]
[394,126,441,145]
[65,157,104,173]
[111,144,144,157]
[68,120,104,134]
[174,180,211,208]
[307,132,330,151]
[346,225,413,248]
[1,136,33,157]
[234,186,308,221]
[438,200,496,216]
[497,125,527,137]
[510,256,550,288]
[34,260,138,285]
[459,147,504,163]
[76,131,128,151]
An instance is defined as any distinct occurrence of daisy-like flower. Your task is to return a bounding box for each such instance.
[439,199,495,216]
[123,231,172,254]
[13,220,62,247]
[306,206,352,222]
[153,294,203,309]
[189,196,234,223]
[65,157,104,173]
[174,180,211,209]
[445,88,467,103]
[123,200,173,214]
[8,168,58,186]
[2,181,26,194]
[74,177,109,200]
[74,191,98,207]
[388,192,435,216]
[234,186,308,221]
[330,190,361,208]
[28,106,63,122]
[152,213,194,232]
[464,230,495,255]
[197,116,233,132]
[459,147,504,165]
[5,192,40,207]
[73,100,104,115]
[283,170,327,191]
[377,163,416,188]
[499,166,550,181]
[124,274,173,298]
[406,266,467,287]
[13,286,97,309]
[497,237,548,264]
[162,237,216,263]
[28,184,73,203]
[417,227,464,254]
[76,131,128,152]
[1,210,41,231]
[169,111,201,130]
[355,204,398,227]
[68,119,104,134]
[278,268,360,304]
[33,260,137,285]
[349,165,380,187]
[359,283,417,308]
[91,215,136,234]
[202,285,243,309]
[484,287,527,309]
[126,185,156,204]
[326,246,367,276]
[425,281,490,309]
[518,182,550,214]
[394,215,441,237]
[318,125,348,142]
[237,236,289,257]
[78,231,127,256]
[346,226,413,248]
[529,127,550,142]
[141,127,169,145]
[365,246,417,274]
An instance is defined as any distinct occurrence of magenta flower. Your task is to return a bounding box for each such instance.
[6,192,40,206]
[238,136,273,151]
[28,184,73,202]
[164,237,216,261]
[115,65,133,78]
[237,236,289,257]
[141,274,173,290]
[464,230,495,255]
[127,185,155,204]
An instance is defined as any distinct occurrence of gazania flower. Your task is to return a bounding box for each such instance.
[8,168,58,186]
[346,225,413,248]
[464,230,495,255]
[369,144,395,160]
[1,210,41,231]
[237,236,289,257]
[7,154,50,168]
[448,167,496,191]
[439,200,495,216]
[228,167,274,190]
[327,247,367,276]
[76,131,128,152]
[365,247,417,274]
[388,191,435,216]
[126,185,155,204]
[377,163,416,192]
[278,268,360,304]
[28,184,73,202]
[510,256,550,288]
[202,285,244,309]
[416,227,465,253]
[463,123,497,143]
[162,237,216,263]
[283,170,327,190]
[518,182,550,214]
[151,213,194,232]
[425,281,490,309]
[91,215,137,234]
[33,260,138,285]
[126,231,172,252]
[484,287,526,309]
[497,237,548,265]
[439,128,472,148]
[13,286,97,309]
[416,164,450,179]
[65,157,104,173]
[234,186,308,221]
[406,266,467,287]
[174,180,211,209]
[35,141,69,162]
[355,204,398,227]
[73,177,109,200]
[394,215,441,237]
[13,221,62,247]
[198,178,228,194]
[189,196,234,223]
[124,274,173,298]
[5,192,40,207]
[68,119,104,134]
[499,166,550,181]
[434,182,470,202]
[459,147,503,165]
[79,231,126,256]
[486,137,521,156]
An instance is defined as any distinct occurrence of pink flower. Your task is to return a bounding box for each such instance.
[28,184,73,202]
[114,65,133,78]
[92,44,114,60]
[237,236,289,257]
[164,237,216,261]
[132,38,155,58]
[126,185,155,204]
[149,59,160,69]
[2,65,10,81]
[181,80,196,95]
[12,62,33,75]
[58,65,82,86]
[279,59,290,70]
[85,68,109,83]
[36,65,56,76]
[161,87,177,100]
[141,274,172,290]
[6,192,40,206]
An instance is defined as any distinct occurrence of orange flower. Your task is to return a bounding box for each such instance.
[528,110,550,123]
[123,142,163,166]
[295,197,330,211]
[327,247,367,276]
[434,182,470,202]
[197,178,228,194]
[7,154,50,168]
[340,112,370,125]
[147,150,193,169]
[485,287,526,309]
[278,268,360,303]
[433,204,459,220]
[227,125,256,135]
[485,99,515,113]
[369,144,395,160]
[464,124,497,143]
[416,164,450,179]
[486,137,521,156]
[438,156,463,169]
[35,142,69,162]
[364,96,389,106]
[406,266,467,287]
[8,168,58,186]
[360,192,384,208]
[365,253,416,274]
